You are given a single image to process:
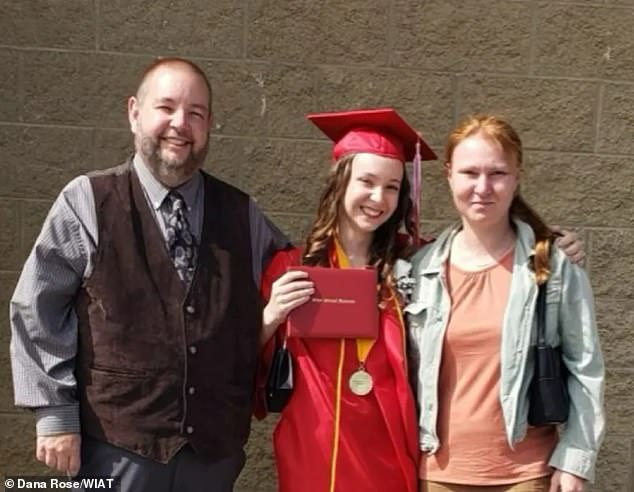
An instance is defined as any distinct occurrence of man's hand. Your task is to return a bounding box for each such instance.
[549,469,586,492]
[36,433,81,476]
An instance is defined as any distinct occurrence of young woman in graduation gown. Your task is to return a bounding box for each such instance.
[256,108,436,492]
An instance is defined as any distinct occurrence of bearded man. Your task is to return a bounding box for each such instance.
[10,57,289,492]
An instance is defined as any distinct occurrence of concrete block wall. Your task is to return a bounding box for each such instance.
[1,1,632,490]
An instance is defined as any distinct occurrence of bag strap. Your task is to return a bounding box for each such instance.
[535,236,558,347]
[536,280,547,347]
[281,321,290,349]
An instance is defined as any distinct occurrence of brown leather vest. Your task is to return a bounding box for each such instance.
[75,161,261,463]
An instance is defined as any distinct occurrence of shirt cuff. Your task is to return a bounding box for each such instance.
[549,444,597,482]
[35,404,81,436]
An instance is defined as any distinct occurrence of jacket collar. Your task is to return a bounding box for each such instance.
[415,217,537,276]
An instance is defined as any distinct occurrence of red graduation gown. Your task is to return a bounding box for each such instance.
[258,248,419,492]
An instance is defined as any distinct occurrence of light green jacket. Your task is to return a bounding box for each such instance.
[405,219,605,482]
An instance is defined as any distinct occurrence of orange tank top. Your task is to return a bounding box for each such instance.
[420,247,557,485]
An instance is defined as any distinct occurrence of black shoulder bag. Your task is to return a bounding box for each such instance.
[527,279,570,426]
[265,327,294,413]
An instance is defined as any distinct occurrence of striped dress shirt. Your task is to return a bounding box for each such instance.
[10,154,289,436]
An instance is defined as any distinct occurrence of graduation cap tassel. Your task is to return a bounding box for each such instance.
[411,139,422,247]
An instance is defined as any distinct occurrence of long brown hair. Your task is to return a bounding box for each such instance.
[444,114,556,285]
[302,154,416,302]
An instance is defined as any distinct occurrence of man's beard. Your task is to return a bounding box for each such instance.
[138,133,209,186]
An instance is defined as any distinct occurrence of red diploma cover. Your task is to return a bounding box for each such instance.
[287,266,378,338]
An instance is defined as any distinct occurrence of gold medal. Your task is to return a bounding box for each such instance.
[349,369,373,396]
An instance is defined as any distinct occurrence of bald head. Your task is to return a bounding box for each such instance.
[136,57,212,115]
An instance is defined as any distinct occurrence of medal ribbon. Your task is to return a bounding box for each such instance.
[328,238,380,491]
[333,238,376,367]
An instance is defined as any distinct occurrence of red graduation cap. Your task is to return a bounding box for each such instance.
[306,107,436,162]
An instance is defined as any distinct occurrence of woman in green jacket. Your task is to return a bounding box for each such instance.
[405,114,604,492]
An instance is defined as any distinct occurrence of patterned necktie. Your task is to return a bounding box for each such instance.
[163,191,197,285]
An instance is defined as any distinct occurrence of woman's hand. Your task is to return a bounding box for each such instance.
[549,469,586,492]
[261,270,314,344]
[552,226,585,265]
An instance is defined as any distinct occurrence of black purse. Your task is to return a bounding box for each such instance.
[265,330,294,413]
[528,279,570,426]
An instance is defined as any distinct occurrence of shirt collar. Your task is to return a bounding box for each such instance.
[414,217,537,275]
[133,154,203,211]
